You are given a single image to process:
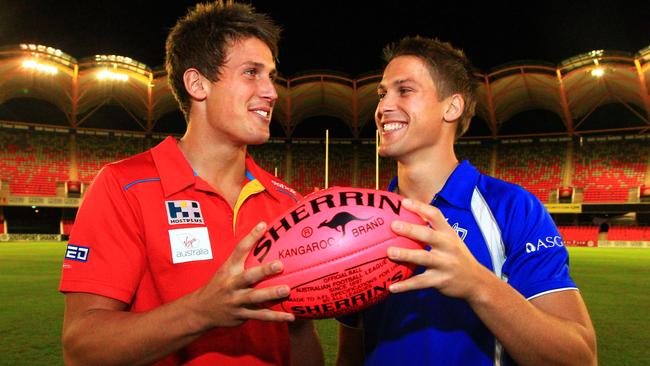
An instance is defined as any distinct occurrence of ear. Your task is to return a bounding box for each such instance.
[183,68,208,101]
[442,94,464,123]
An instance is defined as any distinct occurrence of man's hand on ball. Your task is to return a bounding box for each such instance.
[387,199,492,300]
[188,221,295,330]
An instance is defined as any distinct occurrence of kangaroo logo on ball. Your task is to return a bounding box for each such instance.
[318,211,371,236]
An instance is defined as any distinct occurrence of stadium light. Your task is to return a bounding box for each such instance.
[20,44,64,57]
[591,58,605,78]
[92,54,150,81]
[590,58,604,77]
[97,69,129,82]
[591,68,605,77]
[22,59,59,75]
[587,50,604,58]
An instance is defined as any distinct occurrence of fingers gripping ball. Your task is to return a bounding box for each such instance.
[244,187,426,318]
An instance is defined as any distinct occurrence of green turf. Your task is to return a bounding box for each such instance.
[568,247,650,366]
[1,243,648,365]
[316,319,338,365]
[0,242,66,366]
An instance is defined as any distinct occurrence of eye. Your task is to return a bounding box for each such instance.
[377,91,386,100]
[244,68,258,77]
[399,87,412,95]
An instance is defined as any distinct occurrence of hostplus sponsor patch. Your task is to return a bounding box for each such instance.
[166,200,204,225]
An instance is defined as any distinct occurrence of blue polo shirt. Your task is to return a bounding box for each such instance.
[340,160,577,366]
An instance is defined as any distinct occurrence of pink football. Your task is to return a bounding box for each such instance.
[244,186,426,318]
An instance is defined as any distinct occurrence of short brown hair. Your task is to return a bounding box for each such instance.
[383,36,478,139]
[165,2,281,120]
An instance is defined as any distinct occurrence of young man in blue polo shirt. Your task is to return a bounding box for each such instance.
[336,37,596,366]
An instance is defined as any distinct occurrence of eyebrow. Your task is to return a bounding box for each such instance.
[377,78,417,91]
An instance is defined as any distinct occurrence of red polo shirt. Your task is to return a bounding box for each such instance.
[60,136,301,365]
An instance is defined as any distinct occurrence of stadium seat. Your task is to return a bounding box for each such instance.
[76,133,146,184]
[607,226,650,241]
[1,127,648,206]
[0,129,69,196]
[494,142,564,203]
[574,139,647,203]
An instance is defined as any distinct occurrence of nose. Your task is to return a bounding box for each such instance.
[375,93,395,123]
[260,76,278,102]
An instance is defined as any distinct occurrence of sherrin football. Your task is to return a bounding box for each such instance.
[244,186,426,318]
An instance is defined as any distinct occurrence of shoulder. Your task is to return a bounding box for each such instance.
[86,150,158,196]
[475,174,543,216]
[473,173,555,245]
[105,150,157,179]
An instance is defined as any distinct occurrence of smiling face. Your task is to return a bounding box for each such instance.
[375,55,455,162]
[203,36,278,146]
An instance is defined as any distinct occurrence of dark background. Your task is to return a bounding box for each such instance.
[1,0,648,76]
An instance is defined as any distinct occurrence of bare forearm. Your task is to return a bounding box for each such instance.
[63,295,206,366]
[469,274,596,366]
[63,223,299,365]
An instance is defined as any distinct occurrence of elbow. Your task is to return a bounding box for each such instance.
[566,346,597,366]
[62,328,80,366]
[562,327,597,366]
[582,330,598,366]
[533,326,597,366]
[560,315,597,366]
[574,323,597,366]
[62,325,91,366]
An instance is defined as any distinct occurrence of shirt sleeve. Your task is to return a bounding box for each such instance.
[59,166,146,304]
[500,188,577,299]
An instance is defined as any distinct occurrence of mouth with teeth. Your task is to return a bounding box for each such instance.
[251,109,270,120]
[382,122,407,133]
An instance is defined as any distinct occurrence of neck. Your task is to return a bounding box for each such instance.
[396,146,459,203]
[178,125,247,196]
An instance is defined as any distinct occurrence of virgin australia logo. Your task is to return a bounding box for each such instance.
[183,235,199,249]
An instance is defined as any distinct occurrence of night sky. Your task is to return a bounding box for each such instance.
[1,0,648,77]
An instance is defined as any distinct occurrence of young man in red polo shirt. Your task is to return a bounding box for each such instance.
[60,3,324,365]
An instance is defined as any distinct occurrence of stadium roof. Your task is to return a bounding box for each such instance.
[0,1,648,138]
[1,43,648,139]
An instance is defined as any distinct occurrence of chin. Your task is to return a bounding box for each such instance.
[249,140,268,146]
[377,144,397,158]
[248,134,270,145]
[377,149,391,158]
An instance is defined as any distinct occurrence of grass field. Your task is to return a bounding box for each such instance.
[1,243,648,365]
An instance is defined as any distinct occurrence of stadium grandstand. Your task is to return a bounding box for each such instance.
[1,43,650,248]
